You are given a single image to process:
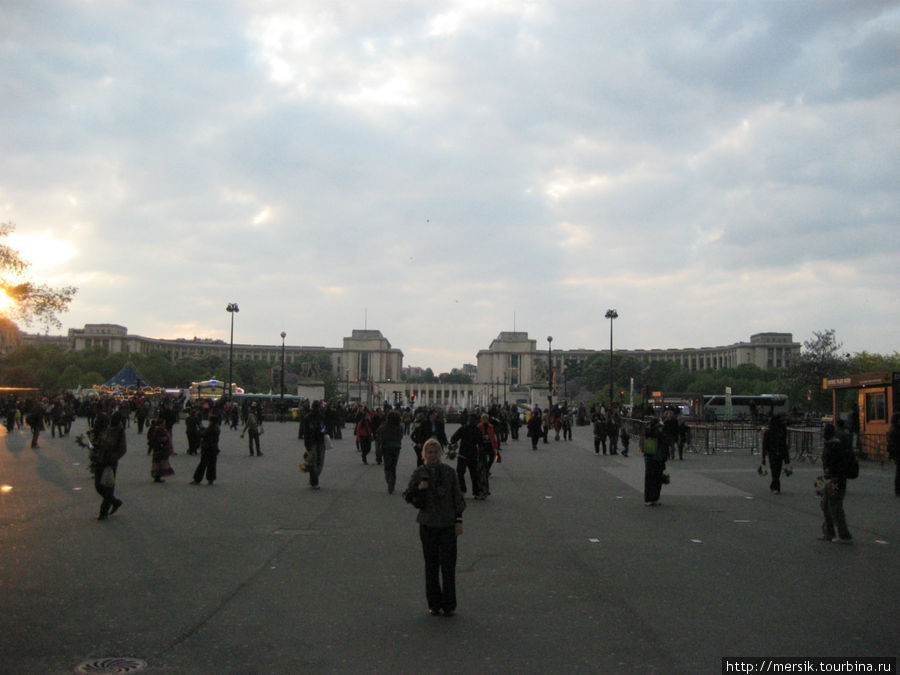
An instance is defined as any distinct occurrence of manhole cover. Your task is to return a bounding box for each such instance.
[75,657,147,673]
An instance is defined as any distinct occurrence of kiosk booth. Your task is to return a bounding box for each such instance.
[823,371,899,461]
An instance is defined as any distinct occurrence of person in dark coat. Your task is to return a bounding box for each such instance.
[88,412,127,520]
[820,423,852,543]
[662,409,679,461]
[25,401,43,449]
[185,407,203,455]
[406,438,466,616]
[527,408,543,450]
[148,419,175,482]
[410,409,448,467]
[302,401,327,489]
[192,414,221,485]
[761,415,791,494]
[450,414,484,496]
[376,411,404,494]
[242,410,263,457]
[643,418,667,506]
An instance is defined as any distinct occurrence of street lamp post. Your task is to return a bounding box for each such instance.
[547,336,553,411]
[226,303,239,402]
[605,309,618,409]
[280,331,286,421]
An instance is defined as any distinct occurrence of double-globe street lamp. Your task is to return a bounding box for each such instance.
[605,309,618,408]
[226,303,239,402]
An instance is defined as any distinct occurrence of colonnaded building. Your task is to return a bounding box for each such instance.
[24,324,801,409]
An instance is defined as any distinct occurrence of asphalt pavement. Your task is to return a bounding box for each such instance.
[0,418,897,674]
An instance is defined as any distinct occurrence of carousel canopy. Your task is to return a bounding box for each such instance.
[103,363,151,389]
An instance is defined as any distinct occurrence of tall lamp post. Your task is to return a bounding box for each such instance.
[605,309,618,409]
[280,331,286,421]
[226,303,239,402]
[547,336,553,411]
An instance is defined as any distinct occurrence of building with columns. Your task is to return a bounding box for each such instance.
[473,331,800,390]
[64,324,402,400]
[30,323,801,405]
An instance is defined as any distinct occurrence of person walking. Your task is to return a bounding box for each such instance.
[593,414,607,455]
[411,409,448,467]
[662,409,679,461]
[185,407,203,455]
[450,414,483,497]
[242,409,263,456]
[376,410,403,493]
[135,399,149,434]
[25,401,43,449]
[302,401,327,489]
[148,419,175,482]
[642,417,667,506]
[355,411,374,464]
[87,412,126,520]
[619,426,630,457]
[476,413,499,499]
[192,414,221,485]
[819,423,853,544]
[527,408,543,451]
[761,415,791,494]
[608,409,621,454]
[405,438,465,617]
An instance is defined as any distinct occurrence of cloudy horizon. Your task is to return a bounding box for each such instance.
[2,1,898,373]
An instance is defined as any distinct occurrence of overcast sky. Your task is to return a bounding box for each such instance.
[2,1,898,373]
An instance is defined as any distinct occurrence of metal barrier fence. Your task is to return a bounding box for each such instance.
[787,427,823,463]
[686,423,762,454]
[622,419,890,466]
[859,432,888,463]
[623,419,765,455]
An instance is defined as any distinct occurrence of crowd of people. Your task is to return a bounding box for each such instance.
[3,390,893,615]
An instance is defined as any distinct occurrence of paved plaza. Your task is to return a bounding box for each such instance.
[1,418,897,673]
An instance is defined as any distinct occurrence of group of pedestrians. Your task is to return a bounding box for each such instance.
[56,395,899,614]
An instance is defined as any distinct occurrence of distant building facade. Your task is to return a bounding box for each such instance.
[475,331,801,391]
[64,324,402,401]
[19,323,801,404]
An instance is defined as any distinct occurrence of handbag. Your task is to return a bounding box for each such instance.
[323,434,334,450]
[99,466,115,488]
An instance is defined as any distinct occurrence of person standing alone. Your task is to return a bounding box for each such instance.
[405,438,465,617]
[819,423,853,544]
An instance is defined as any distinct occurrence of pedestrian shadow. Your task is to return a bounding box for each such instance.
[1,428,28,457]
[33,449,77,495]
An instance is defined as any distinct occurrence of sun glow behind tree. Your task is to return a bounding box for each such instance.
[0,222,76,331]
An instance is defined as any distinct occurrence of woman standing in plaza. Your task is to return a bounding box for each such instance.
[406,438,465,616]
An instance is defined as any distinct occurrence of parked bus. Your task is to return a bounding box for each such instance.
[702,394,788,421]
